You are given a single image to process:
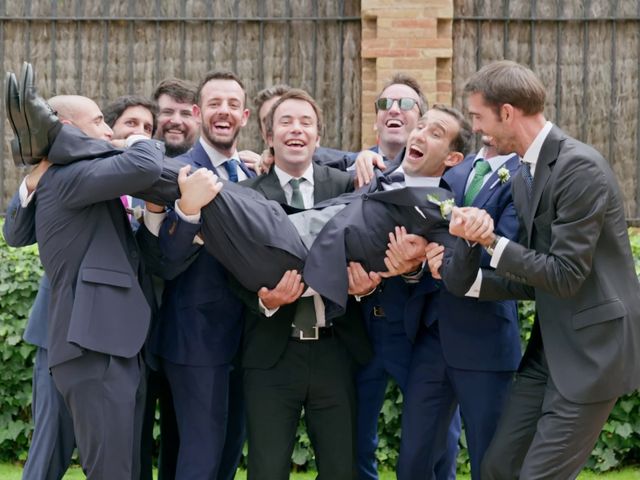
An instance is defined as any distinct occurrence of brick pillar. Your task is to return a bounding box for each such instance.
[360,0,454,149]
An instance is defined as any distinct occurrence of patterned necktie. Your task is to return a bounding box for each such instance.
[223,159,239,183]
[289,178,306,209]
[520,161,534,200]
[463,159,492,206]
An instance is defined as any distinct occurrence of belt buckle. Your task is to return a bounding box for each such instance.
[373,306,385,317]
[299,326,319,341]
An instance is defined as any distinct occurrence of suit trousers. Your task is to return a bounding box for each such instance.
[216,361,246,480]
[398,324,513,480]
[140,366,179,480]
[51,351,145,480]
[481,339,617,479]
[244,336,357,480]
[163,360,230,480]
[22,347,75,480]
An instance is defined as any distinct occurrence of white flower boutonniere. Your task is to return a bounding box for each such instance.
[427,194,455,220]
[497,167,510,184]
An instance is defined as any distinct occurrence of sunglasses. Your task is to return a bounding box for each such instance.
[375,97,420,112]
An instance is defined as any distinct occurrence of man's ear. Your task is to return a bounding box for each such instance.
[267,133,274,148]
[500,103,514,123]
[444,151,464,168]
[192,104,201,122]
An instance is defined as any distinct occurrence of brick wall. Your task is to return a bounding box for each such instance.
[360,0,454,149]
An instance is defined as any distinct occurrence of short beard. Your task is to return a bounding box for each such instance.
[164,141,192,158]
[202,125,240,153]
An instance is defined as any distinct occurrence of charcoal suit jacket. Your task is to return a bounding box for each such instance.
[441,126,640,403]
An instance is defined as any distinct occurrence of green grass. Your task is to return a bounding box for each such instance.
[0,464,638,479]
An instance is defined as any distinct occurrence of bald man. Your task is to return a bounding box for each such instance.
[13,94,166,479]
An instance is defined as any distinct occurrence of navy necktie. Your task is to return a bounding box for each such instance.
[520,161,534,200]
[383,171,405,185]
[223,159,239,183]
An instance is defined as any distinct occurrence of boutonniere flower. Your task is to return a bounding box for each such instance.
[427,194,455,220]
[497,167,510,184]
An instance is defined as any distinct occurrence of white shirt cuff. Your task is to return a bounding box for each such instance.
[19,179,35,207]
[464,270,483,298]
[174,200,201,223]
[258,297,279,317]
[355,286,377,302]
[143,210,166,237]
[489,237,510,268]
[125,134,149,147]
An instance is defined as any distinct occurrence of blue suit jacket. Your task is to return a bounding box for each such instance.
[3,192,49,349]
[148,142,256,367]
[404,154,522,372]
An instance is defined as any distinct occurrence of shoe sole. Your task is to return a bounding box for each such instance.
[19,62,34,160]
[4,71,25,163]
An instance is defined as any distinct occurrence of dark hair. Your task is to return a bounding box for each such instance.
[431,104,473,156]
[254,84,291,130]
[152,77,198,105]
[378,73,428,114]
[264,89,323,137]
[464,60,546,116]
[197,70,246,106]
[103,95,158,134]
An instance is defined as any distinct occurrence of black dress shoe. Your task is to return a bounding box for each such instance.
[19,62,61,161]
[4,71,35,166]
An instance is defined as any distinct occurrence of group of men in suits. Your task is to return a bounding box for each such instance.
[4,59,639,480]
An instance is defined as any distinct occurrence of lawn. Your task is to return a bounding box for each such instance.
[0,464,638,479]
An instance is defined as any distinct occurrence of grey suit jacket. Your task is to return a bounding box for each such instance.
[442,126,640,403]
[35,126,166,367]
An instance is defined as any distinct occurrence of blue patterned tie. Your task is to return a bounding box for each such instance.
[520,161,534,200]
[223,159,239,183]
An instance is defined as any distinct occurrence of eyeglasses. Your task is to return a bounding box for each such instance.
[375,97,420,112]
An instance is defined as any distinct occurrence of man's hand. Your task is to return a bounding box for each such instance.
[425,242,445,279]
[379,227,428,278]
[449,207,495,246]
[145,202,165,213]
[238,150,261,174]
[110,138,127,149]
[25,159,51,194]
[177,165,223,216]
[258,270,305,310]
[347,262,382,296]
[354,150,385,188]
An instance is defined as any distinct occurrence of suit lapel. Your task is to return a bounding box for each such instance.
[258,169,288,204]
[190,142,218,174]
[312,164,334,203]
[238,160,256,179]
[443,155,474,206]
[472,154,520,209]
[524,126,562,246]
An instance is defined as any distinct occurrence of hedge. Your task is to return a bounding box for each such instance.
[0,220,638,472]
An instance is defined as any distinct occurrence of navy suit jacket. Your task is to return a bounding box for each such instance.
[404,154,522,372]
[148,141,256,367]
[34,126,165,367]
[3,192,49,349]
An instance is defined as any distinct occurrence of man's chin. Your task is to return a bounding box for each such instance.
[164,142,192,158]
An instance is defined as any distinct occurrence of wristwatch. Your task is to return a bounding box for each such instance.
[485,235,502,256]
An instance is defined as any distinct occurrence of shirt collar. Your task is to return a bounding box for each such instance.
[474,147,515,172]
[404,174,441,188]
[273,163,315,189]
[199,137,239,168]
[522,121,553,169]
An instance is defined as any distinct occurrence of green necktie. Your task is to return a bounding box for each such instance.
[289,178,306,209]
[463,160,492,206]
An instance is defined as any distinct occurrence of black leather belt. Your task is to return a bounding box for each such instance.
[373,306,385,317]
[290,325,334,341]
